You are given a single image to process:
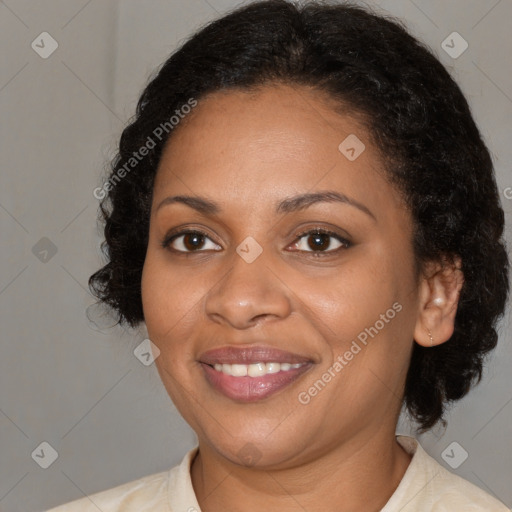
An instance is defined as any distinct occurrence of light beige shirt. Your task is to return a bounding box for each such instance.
[46,435,509,511]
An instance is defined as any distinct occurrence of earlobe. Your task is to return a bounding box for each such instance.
[414,257,464,348]
[432,297,445,307]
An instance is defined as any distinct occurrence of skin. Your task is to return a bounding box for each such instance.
[141,83,464,512]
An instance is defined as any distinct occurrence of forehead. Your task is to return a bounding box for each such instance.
[153,83,401,216]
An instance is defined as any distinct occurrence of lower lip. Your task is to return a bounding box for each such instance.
[201,363,312,402]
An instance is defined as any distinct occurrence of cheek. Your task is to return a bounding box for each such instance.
[141,256,204,417]
[297,245,417,402]
[297,253,398,346]
[141,251,207,342]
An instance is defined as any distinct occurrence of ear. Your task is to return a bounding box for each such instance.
[414,256,464,348]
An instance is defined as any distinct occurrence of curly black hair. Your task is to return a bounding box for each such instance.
[88,0,509,431]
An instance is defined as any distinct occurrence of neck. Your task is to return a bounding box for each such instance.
[190,428,412,512]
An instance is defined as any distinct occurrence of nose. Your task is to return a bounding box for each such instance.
[204,249,292,330]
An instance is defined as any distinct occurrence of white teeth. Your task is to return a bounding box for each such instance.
[248,362,266,377]
[231,364,248,377]
[265,362,280,374]
[210,362,306,377]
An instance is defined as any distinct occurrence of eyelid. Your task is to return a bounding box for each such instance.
[161,228,222,252]
[288,227,352,253]
[161,226,352,254]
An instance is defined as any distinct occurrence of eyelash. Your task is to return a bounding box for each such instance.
[160,228,217,254]
[292,228,352,256]
[161,228,352,257]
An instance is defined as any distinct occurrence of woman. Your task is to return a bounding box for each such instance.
[48,0,510,510]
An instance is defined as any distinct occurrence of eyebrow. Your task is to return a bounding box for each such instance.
[156,190,376,221]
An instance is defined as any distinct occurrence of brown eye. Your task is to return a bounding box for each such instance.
[164,231,222,253]
[290,229,351,254]
[307,233,331,251]
[183,233,206,251]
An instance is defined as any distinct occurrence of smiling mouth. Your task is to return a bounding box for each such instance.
[198,345,315,402]
[210,361,307,376]
[201,362,313,402]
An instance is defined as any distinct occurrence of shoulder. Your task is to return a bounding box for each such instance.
[429,469,509,511]
[385,436,509,512]
[427,461,509,511]
[45,469,171,512]
[45,446,201,512]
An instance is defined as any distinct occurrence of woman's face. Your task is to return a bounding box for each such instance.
[141,83,420,467]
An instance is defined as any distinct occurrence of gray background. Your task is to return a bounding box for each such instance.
[1,0,511,510]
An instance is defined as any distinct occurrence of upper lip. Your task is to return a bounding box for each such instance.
[199,345,313,365]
